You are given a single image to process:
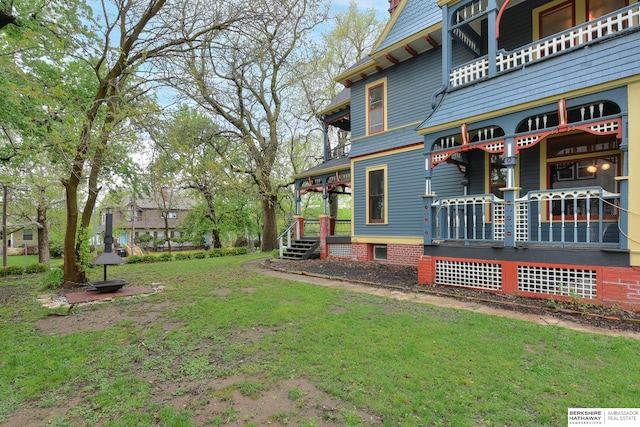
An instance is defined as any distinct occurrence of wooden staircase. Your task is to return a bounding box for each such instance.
[281,237,320,260]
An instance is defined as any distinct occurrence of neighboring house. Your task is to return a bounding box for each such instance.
[108,194,197,250]
[290,0,640,309]
[2,226,38,255]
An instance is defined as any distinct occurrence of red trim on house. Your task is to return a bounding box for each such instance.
[345,79,352,88]
[425,34,439,49]
[496,0,512,39]
[376,66,384,73]
[404,44,418,57]
[360,73,368,80]
[385,53,399,65]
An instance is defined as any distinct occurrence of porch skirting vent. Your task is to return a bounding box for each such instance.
[517,266,597,299]
[329,244,352,259]
[435,260,502,291]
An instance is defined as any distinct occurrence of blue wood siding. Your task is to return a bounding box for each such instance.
[432,162,466,197]
[353,150,424,237]
[466,150,485,195]
[519,144,540,195]
[351,50,442,156]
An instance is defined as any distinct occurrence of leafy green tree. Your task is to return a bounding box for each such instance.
[168,0,328,252]
[56,0,240,284]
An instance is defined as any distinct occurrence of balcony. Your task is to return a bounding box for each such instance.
[431,187,620,247]
[450,3,640,88]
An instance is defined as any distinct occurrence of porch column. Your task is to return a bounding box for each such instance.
[502,137,519,248]
[295,189,301,216]
[322,184,328,215]
[616,113,629,250]
[422,155,436,245]
[323,120,330,161]
[294,216,304,240]
[319,215,330,259]
[487,0,498,78]
[441,4,451,91]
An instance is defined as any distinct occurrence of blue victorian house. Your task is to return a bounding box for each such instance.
[287,0,640,310]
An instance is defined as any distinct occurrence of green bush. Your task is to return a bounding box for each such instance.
[175,253,192,261]
[0,265,24,277]
[142,255,159,263]
[208,248,224,258]
[25,263,49,274]
[49,243,64,258]
[125,255,144,264]
[157,253,174,262]
[193,251,207,259]
[40,268,64,290]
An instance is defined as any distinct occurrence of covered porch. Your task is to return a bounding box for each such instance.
[280,95,353,259]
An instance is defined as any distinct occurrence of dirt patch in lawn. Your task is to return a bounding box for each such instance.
[264,258,640,337]
[35,301,183,335]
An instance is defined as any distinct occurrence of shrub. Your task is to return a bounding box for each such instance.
[142,255,159,263]
[157,252,174,262]
[25,263,49,274]
[0,265,24,277]
[208,248,224,258]
[49,243,64,258]
[125,255,144,264]
[175,253,192,261]
[40,268,64,290]
[193,251,207,259]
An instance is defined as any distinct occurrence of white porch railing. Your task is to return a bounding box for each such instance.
[277,219,300,258]
[432,187,620,246]
[451,4,640,88]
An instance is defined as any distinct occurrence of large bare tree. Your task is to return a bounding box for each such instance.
[61,0,240,284]
[167,0,327,252]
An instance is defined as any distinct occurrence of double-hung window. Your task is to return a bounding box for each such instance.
[366,166,387,224]
[366,79,386,135]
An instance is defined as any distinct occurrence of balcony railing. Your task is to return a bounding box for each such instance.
[432,187,620,246]
[450,3,640,88]
[327,143,351,161]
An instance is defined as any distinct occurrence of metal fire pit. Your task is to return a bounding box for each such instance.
[89,279,129,293]
[89,208,127,293]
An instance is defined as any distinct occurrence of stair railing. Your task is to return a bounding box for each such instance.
[278,219,300,258]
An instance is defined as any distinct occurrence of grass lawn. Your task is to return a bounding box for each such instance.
[2,254,43,267]
[1,254,639,426]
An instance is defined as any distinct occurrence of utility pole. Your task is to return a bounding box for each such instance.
[2,185,7,267]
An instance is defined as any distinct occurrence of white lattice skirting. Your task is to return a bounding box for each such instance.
[434,259,598,299]
[328,244,352,259]
[518,265,597,299]
[435,260,502,290]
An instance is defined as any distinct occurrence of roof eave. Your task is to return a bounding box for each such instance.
[318,99,350,117]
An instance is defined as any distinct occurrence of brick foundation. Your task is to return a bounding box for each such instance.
[417,256,640,311]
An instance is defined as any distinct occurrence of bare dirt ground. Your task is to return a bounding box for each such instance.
[264,258,640,339]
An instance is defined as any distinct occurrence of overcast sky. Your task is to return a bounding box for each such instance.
[333,0,391,19]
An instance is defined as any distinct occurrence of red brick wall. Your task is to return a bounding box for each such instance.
[385,244,423,267]
[602,266,640,311]
[351,242,368,262]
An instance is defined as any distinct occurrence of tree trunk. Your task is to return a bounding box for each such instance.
[36,202,50,266]
[261,193,277,252]
[62,176,85,285]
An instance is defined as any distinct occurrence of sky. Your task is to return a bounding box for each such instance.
[333,0,391,19]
